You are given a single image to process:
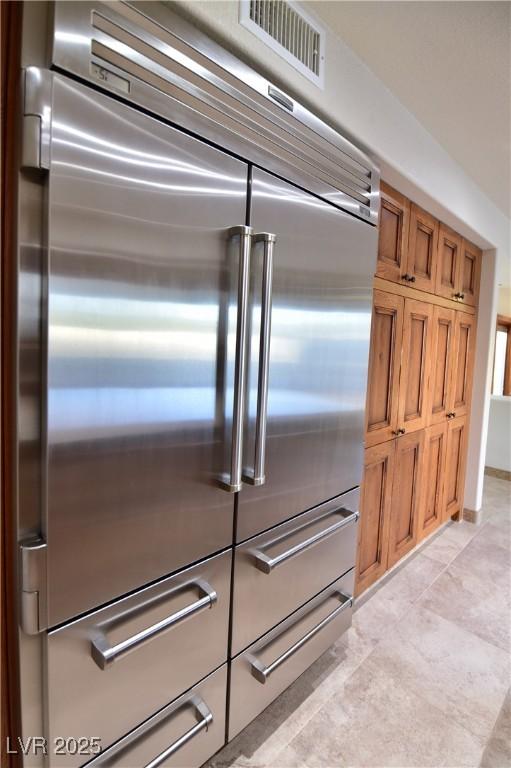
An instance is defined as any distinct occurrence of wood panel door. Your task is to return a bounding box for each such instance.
[376,182,410,282]
[407,204,439,292]
[448,310,476,419]
[397,298,433,434]
[418,423,447,541]
[355,442,394,595]
[444,416,468,520]
[365,290,404,447]
[388,430,424,567]
[427,306,455,425]
[457,239,482,307]
[436,224,461,301]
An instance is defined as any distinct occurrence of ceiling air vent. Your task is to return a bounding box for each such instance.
[240,1,325,87]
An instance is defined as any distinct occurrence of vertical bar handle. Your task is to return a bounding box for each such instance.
[220,225,253,493]
[244,233,276,487]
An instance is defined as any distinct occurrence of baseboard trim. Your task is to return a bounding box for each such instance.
[485,466,511,481]
[463,506,483,525]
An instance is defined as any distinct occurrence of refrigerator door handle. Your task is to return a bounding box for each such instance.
[220,225,253,493]
[90,580,218,670]
[243,232,276,487]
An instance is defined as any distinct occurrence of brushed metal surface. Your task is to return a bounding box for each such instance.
[45,75,247,626]
[50,1,380,225]
[229,569,354,740]
[238,169,376,541]
[231,489,359,656]
[85,665,227,768]
[46,551,231,766]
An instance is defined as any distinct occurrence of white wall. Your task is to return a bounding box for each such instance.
[167,0,510,511]
[486,397,511,473]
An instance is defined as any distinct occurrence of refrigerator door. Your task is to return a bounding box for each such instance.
[238,168,376,541]
[45,75,248,626]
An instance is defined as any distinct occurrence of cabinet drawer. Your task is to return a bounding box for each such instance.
[46,551,231,766]
[229,569,354,740]
[232,490,359,655]
[85,665,227,768]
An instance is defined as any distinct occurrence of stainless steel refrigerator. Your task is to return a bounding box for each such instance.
[17,2,378,766]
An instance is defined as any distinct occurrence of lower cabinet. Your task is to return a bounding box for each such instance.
[356,417,468,595]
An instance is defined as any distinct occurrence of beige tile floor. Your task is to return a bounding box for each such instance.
[209,475,511,768]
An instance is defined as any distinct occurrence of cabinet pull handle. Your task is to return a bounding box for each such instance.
[243,232,276,487]
[90,580,217,669]
[143,700,213,768]
[220,226,253,492]
[250,591,352,684]
[251,509,359,574]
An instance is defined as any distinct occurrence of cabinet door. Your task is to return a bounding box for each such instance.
[436,224,461,301]
[407,204,439,292]
[444,416,468,520]
[356,442,394,595]
[457,239,482,307]
[427,306,455,425]
[376,182,410,282]
[365,291,404,447]
[448,311,476,418]
[397,298,433,434]
[418,423,447,540]
[388,430,424,567]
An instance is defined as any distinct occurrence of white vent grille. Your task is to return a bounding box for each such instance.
[240,1,325,87]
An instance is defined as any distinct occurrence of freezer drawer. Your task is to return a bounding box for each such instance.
[84,665,227,768]
[231,489,359,655]
[46,551,231,766]
[229,569,354,740]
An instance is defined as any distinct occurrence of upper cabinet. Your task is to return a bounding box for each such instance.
[376,182,410,283]
[406,204,439,293]
[376,184,481,309]
[458,239,482,307]
[436,224,461,301]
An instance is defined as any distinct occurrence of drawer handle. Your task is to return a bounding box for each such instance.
[85,696,213,767]
[252,509,359,574]
[144,700,213,768]
[250,591,352,684]
[90,580,217,670]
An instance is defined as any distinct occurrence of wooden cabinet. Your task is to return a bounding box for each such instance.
[365,291,403,447]
[407,204,439,293]
[355,442,394,594]
[449,311,476,419]
[376,182,410,283]
[417,423,447,541]
[444,416,468,519]
[436,224,461,301]
[387,430,424,567]
[458,239,481,307]
[427,306,455,424]
[398,298,433,434]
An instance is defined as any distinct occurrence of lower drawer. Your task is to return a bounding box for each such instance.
[46,550,231,766]
[228,569,354,740]
[232,489,359,655]
[85,665,227,768]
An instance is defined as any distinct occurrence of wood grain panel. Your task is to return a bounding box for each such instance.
[355,442,394,595]
[397,298,433,433]
[444,416,468,519]
[365,290,404,447]
[436,224,461,301]
[449,311,476,418]
[407,204,439,293]
[418,423,446,540]
[427,306,455,425]
[388,430,424,567]
[376,182,410,282]
[458,239,482,308]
